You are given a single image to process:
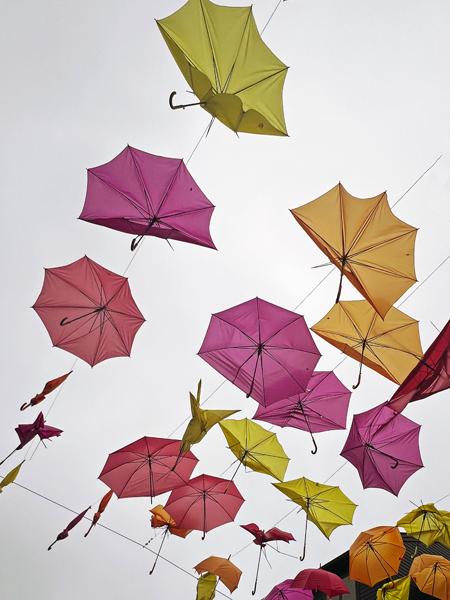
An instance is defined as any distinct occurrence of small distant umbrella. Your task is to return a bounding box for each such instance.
[196,573,218,600]
[48,507,90,550]
[20,371,72,411]
[341,404,423,495]
[265,579,313,600]
[376,576,411,600]
[410,554,450,600]
[148,505,192,574]
[397,504,448,555]
[194,556,242,593]
[0,461,24,494]
[290,569,349,597]
[84,490,114,537]
[350,526,405,586]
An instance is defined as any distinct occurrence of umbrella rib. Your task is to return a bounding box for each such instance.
[347,229,417,263]
[43,270,101,308]
[344,194,386,255]
[154,159,184,216]
[199,0,221,91]
[221,8,252,93]
[232,66,289,97]
[128,145,154,216]
[87,169,151,219]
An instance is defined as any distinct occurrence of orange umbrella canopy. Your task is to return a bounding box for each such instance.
[410,554,450,600]
[291,183,417,319]
[350,526,405,586]
[150,505,192,538]
[194,556,242,593]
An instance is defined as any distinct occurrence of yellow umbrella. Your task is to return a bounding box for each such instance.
[0,461,24,493]
[291,183,417,319]
[397,504,448,554]
[157,0,288,136]
[180,380,239,454]
[219,418,289,482]
[273,476,357,560]
[196,573,218,600]
[311,300,423,388]
[410,554,450,600]
[377,576,411,600]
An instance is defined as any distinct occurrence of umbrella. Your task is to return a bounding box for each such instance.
[98,437,198,500]
[0,461,24,494]
[397,503,449,554]
[157,0,288,136]
[273,477,356,560]
[194,556,242,593]
[48,507,90,550]
[341,403,423,495]
[377,576,411,600]
[311,300,423,388]
[241,523,295,594]
[387,319,450,413]
[20,371,72,411]
[350,526,405,586]
[410,554,450,600]
[84,490,114,537]
[164,474,244,539]
[79,145,216,252]
[199,297,321,407]
[290,569,350,597]
[33,256,145,367]
[290,182,417,319]
[219,418,290,482]
[253,371,351,454]
[148,505,192,574]
[265,579,313,600]
[196,573,218,600]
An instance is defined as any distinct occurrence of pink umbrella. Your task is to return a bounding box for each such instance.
[98,437,198,500]
[253,371,351,454]
[33,256,145,367]
[198,298,321,407]
[48,507,90,550]
[291,569,349,597]
[0,412,62,465]
[164,474,244,539]
[387,319,450,413]
[79,145,216,251]
[341,404,423,496]
[266,579,313,600]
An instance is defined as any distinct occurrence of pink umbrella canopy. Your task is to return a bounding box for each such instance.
[266,580,313,600]
[79,145,216,251]
[164,474,244,539]
[253,371,351,454]
[98,437,198,500]
[198,298,321,407]
[241,523,295,546]
[33,256,145,367]
[16,412,62,449]
[387,319,450,413]
[341,404,423,496]
[290,569,349,597]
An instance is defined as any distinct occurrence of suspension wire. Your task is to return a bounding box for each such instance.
[397,254,450,309]
[292,269,334,312]
[186,119,214,166]
[392,155,442,209]
[260,0,282,36]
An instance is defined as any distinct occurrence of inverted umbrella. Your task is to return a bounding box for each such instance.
[410,554,450,600]
[273,477,356,560]
[219,418,289,482]
[341,403,423,495]
[20,371,72,411]
[33,256,145,367]
[376,576,411,600]
[266,579,313,600]
[387,319,450,413]
[157,0,288,136]
[290,569,349,597]
[164,474,244,539]
[397,503,448,554]
[311,300,423,388]
[48,507,90,550]
[148,505,192,574]
[253,371,351,454]
[98,437,198,500]
[79,146,216,252]
[199,297,320,407]
[194,556,242,593]
[349,525,405,586]
[84,490,114,537]
[291,182,417,319]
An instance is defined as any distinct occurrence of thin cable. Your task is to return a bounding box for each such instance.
[397,254,450,308]
[123,238,145,276]
[260,0,282,35]
[392,155,442,208]
[186,120,213,166]
[292,269,334,312]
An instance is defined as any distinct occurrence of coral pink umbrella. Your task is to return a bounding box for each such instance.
[33,256,145,367]
[198,297,320,407]
[0,412,62,465]
[290,569,349,597]
[79,146,216,251]
[99,437,198,500]
[164,474,244,539]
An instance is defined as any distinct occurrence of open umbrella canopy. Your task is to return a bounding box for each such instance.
[290,569,349,597]
[157,0,288,136]
[33,256,145,367]
[376,576,411,600]
[397,503,449,549]
[194,556,242,593]
[341,403,423,495]
[199,297,320,407]
[219,418,289,481]
[291,182,417,319]
[410,554,450,600]
[311,300,423,388]
[98,437,198,500]
[266,579,313,600]
[79,145,216,251]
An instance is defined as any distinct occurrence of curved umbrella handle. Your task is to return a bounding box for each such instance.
[131,236,141,251]
[391,458,399,469]
[299,546,306,561]
[60,317,69,326]
[311,436,318,455]
[20,402,30,411]
[169,91,206,110]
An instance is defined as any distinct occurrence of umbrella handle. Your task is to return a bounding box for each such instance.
[391,459,399,469]
[299,546,306,561]
[311,436,318,455]
[169,91,206,110]
[20,402,30,411]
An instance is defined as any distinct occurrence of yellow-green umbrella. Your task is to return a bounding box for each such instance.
[377,576,411,600]
[273,476,357,560]
[0,461,24,493]
[397,504,448,554]
[196,573,217,600]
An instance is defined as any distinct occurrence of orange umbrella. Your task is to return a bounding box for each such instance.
[410,554,450,600]
[84,490,114,537]
[194,556,242,593]
[350,526,405,586]
[20,371,72,411]
[149,505,192,574]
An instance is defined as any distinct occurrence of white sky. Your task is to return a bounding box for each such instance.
[0,0,449,599]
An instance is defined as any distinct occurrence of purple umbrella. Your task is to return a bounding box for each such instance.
[341,404,423,496]
[198,298,321,407]
[265,579,313,600]
[253,371,351,454]
[48,507,90,550]
[79,146,216,251]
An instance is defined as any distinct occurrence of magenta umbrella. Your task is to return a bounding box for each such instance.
[33,256,145,367]
[198,298,321,407]
[253,371,351,454]
[265,579,313,600]
[98,437,198,500]
[48,507,90,550]
[341,404,423,496]
[387,319,450,413]
[0,412,62,465]
[290,569,349,597]
[79,145,216,251]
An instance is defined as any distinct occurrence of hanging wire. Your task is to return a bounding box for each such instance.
[392,155,442,209]
[260,0,283,36]
[397,254,450,309]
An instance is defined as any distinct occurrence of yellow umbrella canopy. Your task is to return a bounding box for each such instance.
[196,573,218,600]
[273,476,357,560]
[180,380,240,454]
[219,418,289,482]
[291,183,417,319]
[410,554,450,600]
[376,576,411,600]
[397,504,448,550]
[435,511,450,549]
[311,300,423,388]
[157,0,288,136]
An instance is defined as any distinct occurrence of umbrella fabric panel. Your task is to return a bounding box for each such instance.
[266,579,313,600]
[290,568,349,596]
[350,526,405,586]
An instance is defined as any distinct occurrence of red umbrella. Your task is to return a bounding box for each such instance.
[20,371,72,411]
[33,256,145,367]
[290,568,349,597]
[164,474,244,539]
[84,490,114,537]
[48,507,90,550]
[98,437,198,500]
